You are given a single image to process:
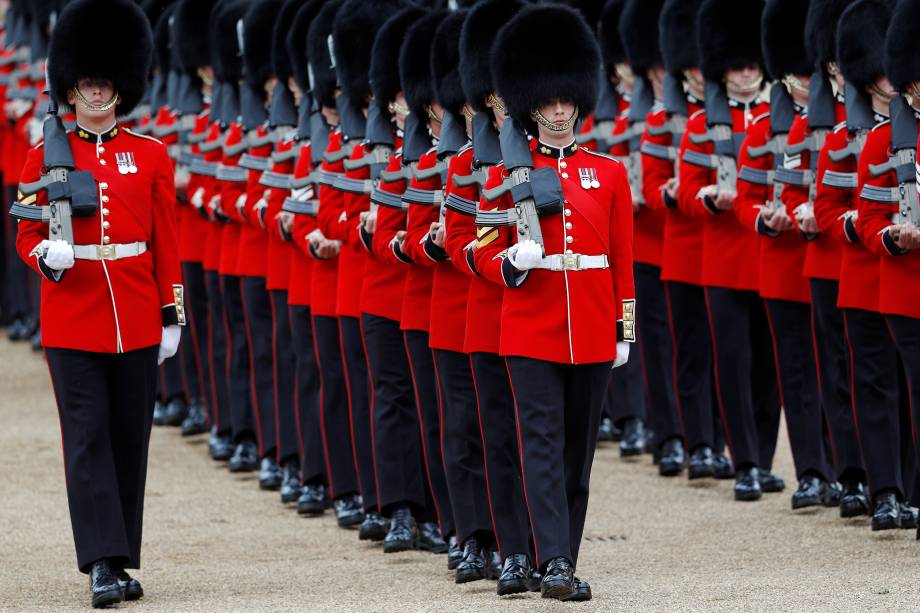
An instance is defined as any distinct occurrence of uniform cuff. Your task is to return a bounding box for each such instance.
[37,257,65,283]
[702,195,722,215]
[423,235,449,262]
[359,225,374,252]
[663,190,678,210]
[465,248,479,275]
[391,239,413,264]
[619,299,636,342]
[500,257,528,288]
[756,212,781,237]
[881,228,908,256]
[162,304,180,327]
[843,216,860,244]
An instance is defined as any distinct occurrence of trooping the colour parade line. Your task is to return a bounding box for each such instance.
[3,0,920,609]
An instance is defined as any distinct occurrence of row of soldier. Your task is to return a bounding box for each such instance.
[5,0,920,604]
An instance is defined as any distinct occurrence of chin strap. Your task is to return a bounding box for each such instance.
[783,74,809,97]
[72,88,119,112]
[532,106,579,132]
[388,100,409,120]
[488,94,506,116]
[725,75,764,98]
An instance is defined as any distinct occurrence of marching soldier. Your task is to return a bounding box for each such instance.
[14,0,182,605]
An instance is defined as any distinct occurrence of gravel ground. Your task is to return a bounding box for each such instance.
[1,336,918,612]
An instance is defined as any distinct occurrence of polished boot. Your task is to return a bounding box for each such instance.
[30,328,41,351]
[688,446,715,480]
[208,428,233,461]
[447,535,463,570]
[823,482,842,507]
[259,456,283,490]
[228,440,259,473]
[113,566,143,601]
[713,452,735,479]
[160,397,189,427]
[418,521,449,553]
[619,418,645,457]
[7,318,28,341]
[88,559,124,609]
[839,481,870,518]
[297,483,326,516]
[758,471,786,493]
[455,537,487,584]
[540,556,575,600]
[562,577,593,602]
[658,438,685,477]
[497,553,533,596]
[334,493,365,527]
[152,400,167,426]
[597,416,616,442]
[358,511,388,540]
[871,492,900,531]
[791,476,828,510]
[899,503,918,529]
[279,460,301,503]
[383,506,418,553]
[180,398,209,436]
[734,466,763,502]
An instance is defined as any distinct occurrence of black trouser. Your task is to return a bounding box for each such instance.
[635,263,681,448]
[180,262,209,409]
[158,345,185,403]
[433,349,492,544]
[289,305,326,485]
[270,290,299,464]
[843,308,903,499]
[705,287,781,471]
[339,316,378,512]
[604,350,645,427]
[664,281,717,452]
[220,274,256,443]
[506,356,612,569]
[46,345,159,572]
[205,270,232,434]
[312,314,358,499]
[404,331,455,532]
[810,279,864,483]
[471,351,531,559]
[241,276,276,458]
[4,184,30,320]
[361,314,426,515]
[764,298,830,481]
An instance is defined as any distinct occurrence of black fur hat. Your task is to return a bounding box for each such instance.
[493,3,600,130]
[431,9,468,115]
[762,0,812,78]
[598,0,626,74]
[211,0,247,84]
[369,6,426,109]
[47,0,154,114]
[555,0,605,27]
[175,0,218,72]
[243,0,283,90]
[697,0,765,82]
[659,0,703,77]
[399,10,448,115]
[884,0,920,90]
[287,0,327,93]
[308,0,342,108]
[619,0,663,76]
[333,0,404,105]
[836,0,892,88]
[459,0,522,113]
[153,3,177,75]
[273,0,305,83]
[805,0,853,70]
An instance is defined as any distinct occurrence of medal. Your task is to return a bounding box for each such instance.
[116,151,138,174]
[578,168,591,189]
[589,168,600,189]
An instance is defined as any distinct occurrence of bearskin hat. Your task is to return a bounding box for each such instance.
[308,0,342,108]
[211,0,246,85]
[836,0,892,88]
[242,0,283,90]
[555,0,605,27]
[659,0,702,77]
[493,3,600,130]
[399,10,448,115]
[459,0,522,113]
[175,0,218,72]
[619,0,663,77]
[762,0,812,78]
[884,0,920,91]
[47,0,154,115]
[805,0,853,70]
[431,10,468,115]
[697,0,765,82]
[333,0,404,105]
[369,6,426,109]
[153,3,177,75]
[273,0,304,84]
[598,0,626,74]
[287,0,327,93]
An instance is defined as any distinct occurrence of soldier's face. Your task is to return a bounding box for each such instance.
[725,65,763,97]
[66,78,118,121]
[534,98,576,126]
[69,79,115,106]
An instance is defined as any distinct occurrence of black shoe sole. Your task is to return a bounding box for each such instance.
[791,495,821,510]
[541,582,575,600]
[659,462,684,477]
[871,516,900,531]
[358,526,388,541]
[181,423,209,436]
[297,503,326,516]
[497,578,528,596]
[92,588,125,609]
[447,556,463,571]
[209,448,233,461]
[688,465,715,480]
[840,499,870,518]
[383,539,417,554]
[455,568,487,584]
[228,464,257,473]
[561,590,592,602]
[734,490,763,502]
[259,480,282,491]
[620,447,644,458]
[124,585,143,601]
[419,540,449,554]
[337,513,365,528]
[280,491,300,504]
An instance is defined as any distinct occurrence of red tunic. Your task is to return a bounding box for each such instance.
[235,125,272,277]
[332,142,370,318]
[310,130,344,317]
[287,143,316,307]
[399,149,441,332]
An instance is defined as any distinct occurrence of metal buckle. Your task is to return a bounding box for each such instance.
[562,253,580,271]
[96,244,116,260]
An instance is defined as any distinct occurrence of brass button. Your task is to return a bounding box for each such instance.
[102,221,110,229]
[102,235,111,244]
[99,159,107,165]
[560,161,567,169]
[566,235,573,244]
[98,146,105,154]
[100,182,108,189]
[102,208,110,216]
[564,209,572,216]
[565,222,572,230]
[101,195,109,203]
[561,172,569,179]
[565,249,573,255]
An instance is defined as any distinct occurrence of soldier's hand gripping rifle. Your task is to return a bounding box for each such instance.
[9,96,98,248]
[475,117,565,252]
[614,76,653,207]
[414,108,467,228]
[864,94,920,228]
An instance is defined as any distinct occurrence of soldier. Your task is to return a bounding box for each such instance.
[477,4,635,600]
[14,0,182,605]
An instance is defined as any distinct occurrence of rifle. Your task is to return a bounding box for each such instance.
[739,82,796,216]
[865,94,919,226]
[642,73,689,173]
[618,77,653,206]
[575,68,619,150]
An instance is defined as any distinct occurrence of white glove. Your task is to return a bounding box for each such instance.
[507,239,543,271]
[41,239,75,270]
[158,325,181,365]
[613,341,630,368]
[191,187,205,208]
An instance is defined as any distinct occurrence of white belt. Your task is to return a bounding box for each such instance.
[72,242,147,261]
[535,253,609,272]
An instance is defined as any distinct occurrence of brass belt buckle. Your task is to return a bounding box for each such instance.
[96,244,116,260]
[562,253,579,271]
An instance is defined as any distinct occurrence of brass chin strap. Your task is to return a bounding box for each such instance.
[783,74,809,96]
[906,83,920,109]
[869,83,896,103]
[388,100,409,118]
[826,62,840,78]
[487,93,506,115]
[532,106,579,132]
[726,75,764,96]
[461,103,475,122]
[72,87,119,112]
[427,105,442,125]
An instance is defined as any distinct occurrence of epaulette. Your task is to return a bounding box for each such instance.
[124,128,165,145]
[871,119,890,132]
[751,112,770,125]
[581,147,619,163]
